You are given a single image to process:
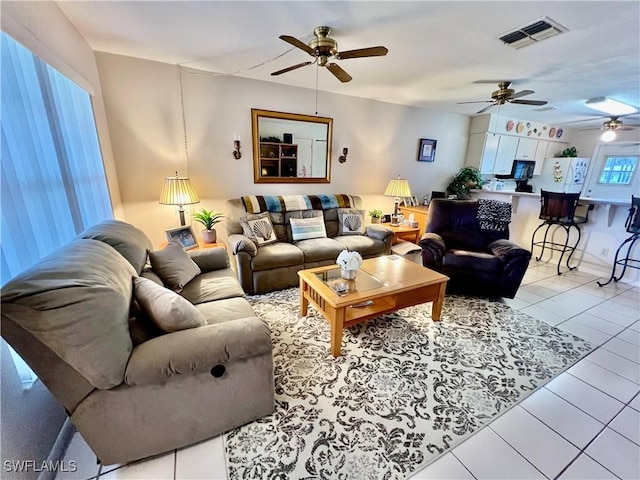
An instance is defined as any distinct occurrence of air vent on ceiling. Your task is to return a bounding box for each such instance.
[498,17,567,49]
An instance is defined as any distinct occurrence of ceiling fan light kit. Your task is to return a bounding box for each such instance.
[272,26,388,83]
[585,97,638,116]
[601,130,617,142]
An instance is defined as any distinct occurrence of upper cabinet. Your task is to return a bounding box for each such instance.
[515,137,537,160]
[466,114,570,176]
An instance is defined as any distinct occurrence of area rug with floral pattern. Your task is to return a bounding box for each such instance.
[224,288,593,479]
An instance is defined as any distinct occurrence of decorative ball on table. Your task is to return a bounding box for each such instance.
[336,250,363,280]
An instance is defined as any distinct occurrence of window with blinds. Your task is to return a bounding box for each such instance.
[1,31,113,287]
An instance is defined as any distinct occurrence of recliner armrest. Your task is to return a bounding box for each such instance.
[419,232,445,270]
[124,316,271,386]
[227,234,257,257]
[188,248,229,272]
[365,225,393,241]
[488,239,531,262]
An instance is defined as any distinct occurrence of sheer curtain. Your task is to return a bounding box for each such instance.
[1,32,113,286]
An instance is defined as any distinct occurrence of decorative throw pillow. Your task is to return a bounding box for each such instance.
[240,212,278,247]
[148,241,201,292]
[133,277,206,333]
[290,215,327,241]
[338,208,366,235]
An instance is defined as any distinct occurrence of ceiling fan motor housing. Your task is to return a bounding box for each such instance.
[309,26,338,60]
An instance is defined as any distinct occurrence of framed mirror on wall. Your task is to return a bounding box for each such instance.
[251,109,333,183]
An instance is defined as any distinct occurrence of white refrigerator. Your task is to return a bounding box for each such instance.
[532,157,590,194]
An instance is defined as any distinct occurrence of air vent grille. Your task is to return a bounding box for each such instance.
[498,17,567,49]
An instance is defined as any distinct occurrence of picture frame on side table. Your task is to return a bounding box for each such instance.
[165,226,198,250]
[417,138,437,162]
[411,195,419,206]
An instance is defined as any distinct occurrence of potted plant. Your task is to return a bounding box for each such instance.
[446,166,484,199]
[192,208,224,244]
[368,209,384,224]
[555,146,578,157]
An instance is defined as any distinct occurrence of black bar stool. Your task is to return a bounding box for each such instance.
[598,195,640,287]
[531,190,594,275]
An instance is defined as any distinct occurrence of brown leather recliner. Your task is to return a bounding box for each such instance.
[419,199,531,298]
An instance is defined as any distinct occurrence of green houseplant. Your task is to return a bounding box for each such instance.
[368,209,384,224]
[192,208,224,244]
[446,166,484,199]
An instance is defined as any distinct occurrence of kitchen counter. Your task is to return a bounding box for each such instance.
[471,190,630,226]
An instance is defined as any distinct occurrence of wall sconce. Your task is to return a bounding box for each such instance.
[233,133,241,159]
[338,144,349,163]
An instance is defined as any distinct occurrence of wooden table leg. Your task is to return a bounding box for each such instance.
[299,278,309,316]
[431,281,447,321]
[329,308,345,357]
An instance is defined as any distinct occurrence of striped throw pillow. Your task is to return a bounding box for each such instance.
[290,216,327,241]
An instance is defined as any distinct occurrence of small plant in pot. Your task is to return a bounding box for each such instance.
[192,208,224,244]
[368,209,383,224]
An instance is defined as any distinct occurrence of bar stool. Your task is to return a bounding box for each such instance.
[598,195,640,287]
[531,190,594,275]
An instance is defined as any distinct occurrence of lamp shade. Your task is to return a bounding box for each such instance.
[159,175,200,206]
[384,177,412,198]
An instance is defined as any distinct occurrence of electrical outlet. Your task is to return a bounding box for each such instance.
[600,248,609,257]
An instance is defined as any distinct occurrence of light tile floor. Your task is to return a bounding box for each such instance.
[63,262,639,480]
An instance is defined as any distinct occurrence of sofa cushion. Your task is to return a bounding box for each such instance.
[180,270,246,305]
[148,242,201,292]
[78,220,153,275]
[0,239,135,390]
[338,208,365,235]
[334,235,387,257]
[251,242,304,271]
[195,297,258,325]
[240,212,278,247]
[134,277,206,332]
[295,237,346,264]
[290,215,327,241]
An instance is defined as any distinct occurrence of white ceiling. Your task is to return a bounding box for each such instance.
[57,1,640,129]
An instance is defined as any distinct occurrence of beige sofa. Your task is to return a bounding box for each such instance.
[226,195,393,294]
[1,220,274,465]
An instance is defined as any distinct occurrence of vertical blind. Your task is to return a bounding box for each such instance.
[1,32,113,286]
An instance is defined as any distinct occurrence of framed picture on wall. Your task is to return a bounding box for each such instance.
[417,138,437,162]
[165,226,198,250]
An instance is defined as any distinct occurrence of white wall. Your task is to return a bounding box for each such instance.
[0,2,120,472]
[95,53,471,246]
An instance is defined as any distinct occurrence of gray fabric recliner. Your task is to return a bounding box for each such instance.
[1,220,274,465]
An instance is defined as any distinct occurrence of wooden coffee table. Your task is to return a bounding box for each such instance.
[298,256,449,357]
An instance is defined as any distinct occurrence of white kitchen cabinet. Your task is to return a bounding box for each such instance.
[465,133,501,174]
[515,137,538,160]
[533,140,550,175]
[493,135,519,174]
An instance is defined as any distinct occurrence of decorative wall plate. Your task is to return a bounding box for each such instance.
[556,128,563,138]
[527,130,532,136]
[517,122,525,133]
[526,122,531,128]
[549,127,556,137]
[506,120,514,132]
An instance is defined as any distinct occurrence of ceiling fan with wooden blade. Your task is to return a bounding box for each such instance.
[458,81,548,114]
[579,115,640,132]
[271,26,388,83]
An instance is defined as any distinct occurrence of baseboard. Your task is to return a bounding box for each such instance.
[37,417,75,480]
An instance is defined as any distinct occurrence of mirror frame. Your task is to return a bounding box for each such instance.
[251,109,333,183]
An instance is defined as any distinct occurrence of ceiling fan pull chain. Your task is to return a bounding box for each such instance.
[315,64,319,115]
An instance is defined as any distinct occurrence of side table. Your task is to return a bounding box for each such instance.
[158,240,227,251]
[381,223,420,245]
